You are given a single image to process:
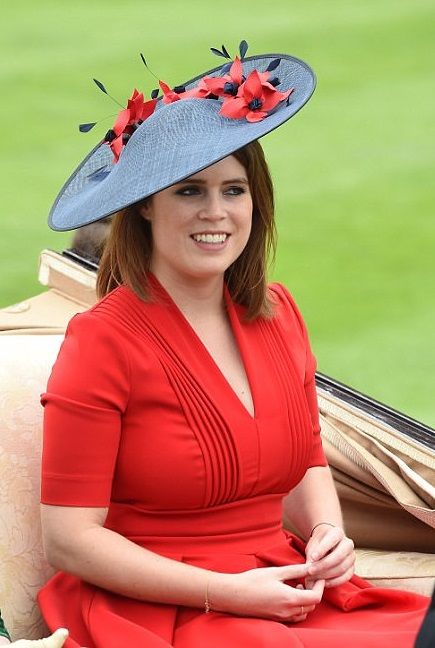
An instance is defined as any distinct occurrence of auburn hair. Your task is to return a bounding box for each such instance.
[97,139,276,319]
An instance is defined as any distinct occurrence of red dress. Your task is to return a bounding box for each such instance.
[39,277,428,647]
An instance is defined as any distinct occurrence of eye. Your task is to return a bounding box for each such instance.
[225,186,246,196]
[175,185,201,196]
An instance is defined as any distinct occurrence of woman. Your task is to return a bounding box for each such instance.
[38,42,429,646]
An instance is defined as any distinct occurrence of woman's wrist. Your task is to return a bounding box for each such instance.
[309,521,337,537]
[203,572,232,614]
[205,572,250,615]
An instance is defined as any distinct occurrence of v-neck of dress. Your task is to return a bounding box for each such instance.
[147,273,258,421]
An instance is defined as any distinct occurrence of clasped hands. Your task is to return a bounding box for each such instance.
[211,524,355,623]
[7,527,355,642]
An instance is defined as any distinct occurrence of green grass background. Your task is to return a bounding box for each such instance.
[1,0,434,426]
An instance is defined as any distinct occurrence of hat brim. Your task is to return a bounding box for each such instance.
[49,53,316,232]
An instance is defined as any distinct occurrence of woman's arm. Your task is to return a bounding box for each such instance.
[283,465,343,539]
[283,465,355,587]
[41,504,323,622]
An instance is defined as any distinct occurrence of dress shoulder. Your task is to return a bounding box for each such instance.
[41,287,140,425]
[269,282,309,335]
[268,282,317,384]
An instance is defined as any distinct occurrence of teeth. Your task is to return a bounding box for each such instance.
[192,233,228,244]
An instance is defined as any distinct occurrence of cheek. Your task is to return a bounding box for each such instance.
[149,215,188,257]
[152,226,173,253]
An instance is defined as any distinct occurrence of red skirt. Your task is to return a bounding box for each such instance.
[38,495,429,647]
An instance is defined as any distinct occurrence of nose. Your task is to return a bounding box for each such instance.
[198,191,226,221]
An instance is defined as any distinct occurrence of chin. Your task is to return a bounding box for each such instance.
[182,257,234,277]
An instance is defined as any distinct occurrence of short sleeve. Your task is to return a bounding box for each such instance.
[269,283,327,468]
[41,310,130,506]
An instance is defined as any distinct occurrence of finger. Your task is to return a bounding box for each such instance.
[296,579,324,606]
[304,577,325,593]
[308,527,346,554]
[275,563,309,581]
[325,568,355,589]
[308,541,354,576]
[286,586,323,606]
[289,612,308,623]
[308,528,347,562]
[296,604,316,614]
[307,527,344,560]
[39,629,69,648]
[288,603,316,623]
[304,576,317,590]
[308,536,354,568]
[310,578,325,600]
[310,548,355,574]
[312,555,355,581]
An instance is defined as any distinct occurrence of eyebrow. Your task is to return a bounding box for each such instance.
[175,177,249,186]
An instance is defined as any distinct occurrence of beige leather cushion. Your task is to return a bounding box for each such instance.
[0,336,62,640]
[355,549,435,597]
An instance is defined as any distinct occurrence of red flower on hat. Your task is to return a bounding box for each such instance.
[220,69,293,123]
[159,80,188,104]
[108,89,157,161]
[185,77,215,99]
[201,56,245,98]
[160,79,211,103]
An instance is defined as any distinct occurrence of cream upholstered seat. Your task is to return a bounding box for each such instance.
[0,250,96,641]
[0,250,434,641]
[354,549,435,597]
[0,335,62,640]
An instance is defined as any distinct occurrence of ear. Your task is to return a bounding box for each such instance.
[139,200,152,221]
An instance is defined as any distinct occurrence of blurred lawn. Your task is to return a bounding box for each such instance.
[1,0,434,426]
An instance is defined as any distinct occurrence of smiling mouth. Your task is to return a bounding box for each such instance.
[191,233,229,244]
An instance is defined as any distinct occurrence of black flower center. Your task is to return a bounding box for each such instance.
[248,97,263,111]
[223,81,239,96]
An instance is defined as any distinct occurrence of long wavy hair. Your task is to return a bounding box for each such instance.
[97,139,277,319]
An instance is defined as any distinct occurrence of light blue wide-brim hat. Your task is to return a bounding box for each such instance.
[49,52,316,232]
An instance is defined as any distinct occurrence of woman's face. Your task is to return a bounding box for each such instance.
[141,155,253,286]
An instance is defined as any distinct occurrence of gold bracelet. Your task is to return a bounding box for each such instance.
[309,522,336,537]
[204,581,211,614]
